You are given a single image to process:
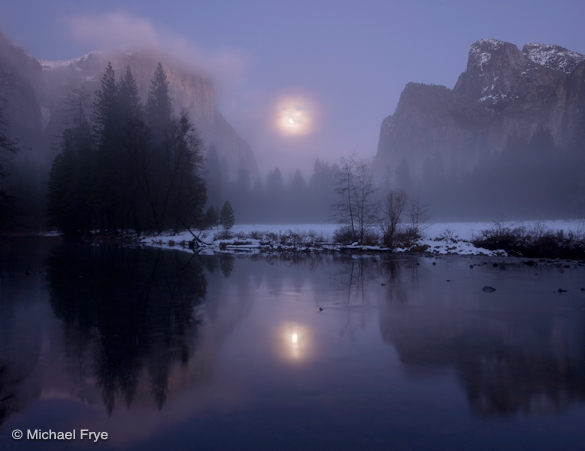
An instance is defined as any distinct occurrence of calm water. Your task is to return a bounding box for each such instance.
[2,237,585,450]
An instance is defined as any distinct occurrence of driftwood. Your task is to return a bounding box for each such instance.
[178,219,212,251]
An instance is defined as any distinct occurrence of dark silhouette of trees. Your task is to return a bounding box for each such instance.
[0,93,17,227]
[47,62,206,236]
[204,144,225,210]
[204,205,218,228]
[47,110,94,235]
[220,201,235,231]
[46,245,207,413]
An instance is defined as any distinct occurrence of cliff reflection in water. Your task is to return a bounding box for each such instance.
[46,245,207,413]
[3,245,585,446]
[377,258,585,416]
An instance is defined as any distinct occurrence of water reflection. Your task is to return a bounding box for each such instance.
[46,244,207,413]
[276,321,314,363]
[0,237,51,427]
[377,258,585,416]
[2,243,585,449]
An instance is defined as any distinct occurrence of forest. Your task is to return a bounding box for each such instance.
[44,63,206,236]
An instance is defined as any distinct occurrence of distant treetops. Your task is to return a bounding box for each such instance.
[47,62,207,236]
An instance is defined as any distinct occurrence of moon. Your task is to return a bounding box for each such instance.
[275,96,315,136]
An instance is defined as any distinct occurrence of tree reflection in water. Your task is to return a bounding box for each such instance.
[46,245,207,414]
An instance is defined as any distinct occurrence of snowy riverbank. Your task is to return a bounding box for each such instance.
[137,219,585,258]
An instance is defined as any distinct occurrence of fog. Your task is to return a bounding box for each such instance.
[1,2,585,231]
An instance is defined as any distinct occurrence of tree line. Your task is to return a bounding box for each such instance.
[0,86,18,227]
[47,63,207,237]
[205,155,340,224]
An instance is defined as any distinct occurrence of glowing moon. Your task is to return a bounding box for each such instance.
[275,96,315,136]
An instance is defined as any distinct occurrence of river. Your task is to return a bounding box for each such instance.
[1,237,585,450]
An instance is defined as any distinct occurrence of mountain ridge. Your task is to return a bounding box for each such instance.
[0,32,258,181]
[375,38,585,218]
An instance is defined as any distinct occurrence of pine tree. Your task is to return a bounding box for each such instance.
[93,62,120,232]
[47,111,94,236]
[144,63,173,232]
[204,144,225,208]
[219,201,235,231]
[47,62,208,236]
[117,66,148,233]
[164,112,206,230]
[146,63,172,134]
[204,205,218,229]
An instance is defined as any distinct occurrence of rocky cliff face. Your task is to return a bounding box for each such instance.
[0,31,43,155]
[0,32,258,180]
[40,50,258,180]
[376,39,585,188]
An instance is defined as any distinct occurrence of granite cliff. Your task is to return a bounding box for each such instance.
[0,31,258,179]
[375,39,585,218]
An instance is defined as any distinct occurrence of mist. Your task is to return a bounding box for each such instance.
[4,3,585,449]
[1,2,585,233]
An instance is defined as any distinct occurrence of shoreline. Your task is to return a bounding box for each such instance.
[4,219,585,261]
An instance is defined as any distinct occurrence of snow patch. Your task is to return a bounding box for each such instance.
[523,43,585,74]
[136,219,585,257]
[40,51,101,71]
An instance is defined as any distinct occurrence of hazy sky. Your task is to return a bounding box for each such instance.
[1,0,584,175]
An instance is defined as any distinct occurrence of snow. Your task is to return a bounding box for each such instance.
[524,43,585,74]
[470,39,506,72]
[137,219,585,257]
[423,219,585,241]
[474,38,506,50]
[40,58,77,70]
[479,93,508,104]
[40,51,101,71]
[231,223,339,238]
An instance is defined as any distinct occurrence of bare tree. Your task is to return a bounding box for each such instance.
[334,157,356,238]
[333,156,377,243]
[407,194,427,239]
[353,161,378,242]
[381,189,406,248]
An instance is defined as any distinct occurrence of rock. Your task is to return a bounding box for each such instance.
[0,30,259,182]
[374,38,585,217]
[482,286,496,293]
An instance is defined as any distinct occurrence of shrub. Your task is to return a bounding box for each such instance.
[472,225,585,259]
[279,231,303,247]
[383,225,421,249]
[265,232,278,242]
[362,229,380,246]
[249,231,262,240]
[333,225,360,244]
[214,230,232,240]
[438,229,459,243]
